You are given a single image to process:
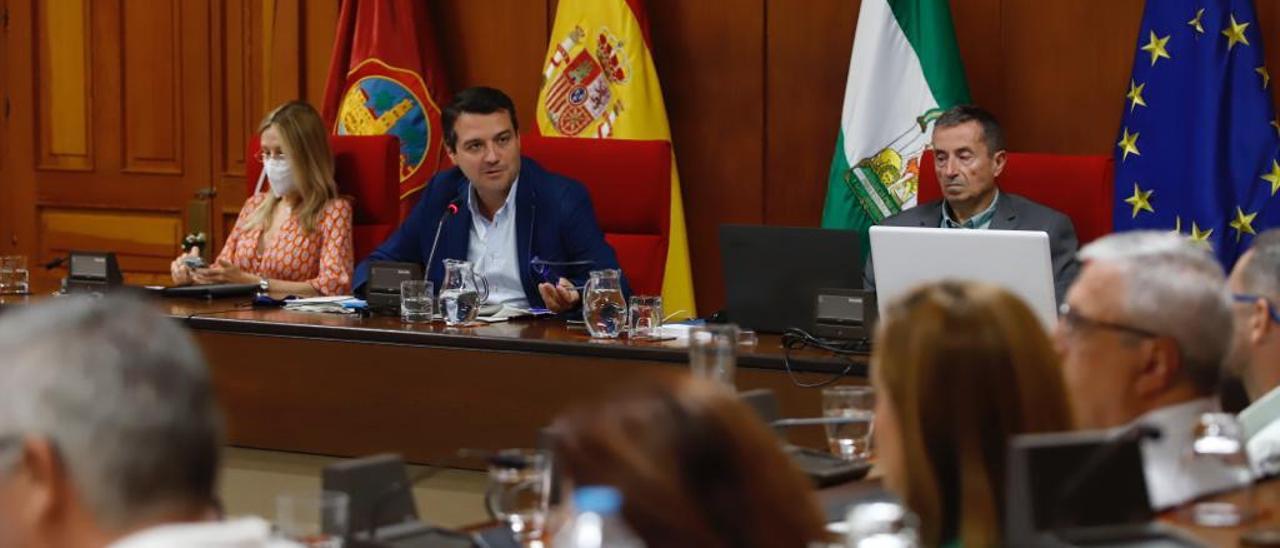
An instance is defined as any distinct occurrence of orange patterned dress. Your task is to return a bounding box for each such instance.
[216,193,353,295]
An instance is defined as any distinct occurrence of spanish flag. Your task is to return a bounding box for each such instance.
[536,0,697,319]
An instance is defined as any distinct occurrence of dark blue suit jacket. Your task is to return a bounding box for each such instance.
[354,158,629,307]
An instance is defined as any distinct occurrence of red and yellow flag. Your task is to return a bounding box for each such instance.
[321,0,450,218]
[536,0,697,318]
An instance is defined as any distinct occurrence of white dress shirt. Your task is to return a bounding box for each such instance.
[1241,384,1280,475]
[1133,397,1252,509]
[108,517,301,548]
[467,178,529,310]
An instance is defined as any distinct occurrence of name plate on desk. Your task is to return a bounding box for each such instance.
[367,261,423,316]
[63,251,123,293]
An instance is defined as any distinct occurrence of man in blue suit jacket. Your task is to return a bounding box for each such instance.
[354,87,627,312]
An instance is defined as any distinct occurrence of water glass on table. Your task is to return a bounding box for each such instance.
[0,255,29,295]
[485,449,552,543]
[627,295,663,339]
[822,385,876,462]
[275,490,349,547]
[689,324,739,387]
[400,280,434,323]
[1188,412,1256,527]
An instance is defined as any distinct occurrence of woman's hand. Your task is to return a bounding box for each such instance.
[169,247,199,286]
[193,259,258,285]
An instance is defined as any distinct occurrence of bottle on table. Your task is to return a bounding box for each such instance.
[551,485,645,548]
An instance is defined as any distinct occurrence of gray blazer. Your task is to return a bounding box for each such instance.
[863,193,1081,304]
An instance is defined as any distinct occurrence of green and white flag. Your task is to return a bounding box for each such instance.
[822,0,970,246]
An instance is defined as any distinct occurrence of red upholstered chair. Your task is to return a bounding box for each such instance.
[520,135,672,295]
[917,151,1115,244]
[247,135,401,262]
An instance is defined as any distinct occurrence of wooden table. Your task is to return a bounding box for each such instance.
[1,284,865,467]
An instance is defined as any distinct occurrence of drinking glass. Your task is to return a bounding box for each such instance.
[822,385,876,462]
[627,295,663,339]
[0,256,29,295]
[276,490,349,547]
[400,280,433,323]
[1189,412,1255,527]
[485,449,552,543]
[689,324,739,386]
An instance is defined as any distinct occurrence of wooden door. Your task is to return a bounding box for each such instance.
[2,0,214,285]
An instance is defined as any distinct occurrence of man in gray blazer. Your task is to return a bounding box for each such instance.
[864,105,1080,303]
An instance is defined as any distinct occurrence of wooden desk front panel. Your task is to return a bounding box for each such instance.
[198,331,841,466]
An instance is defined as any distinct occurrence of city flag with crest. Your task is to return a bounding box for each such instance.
[536,0,697,318]
[1114,0,1280,266]
[322,0,450,219]
[822,0,970,255]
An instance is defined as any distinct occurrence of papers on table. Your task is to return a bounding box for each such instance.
[282,296,365,314]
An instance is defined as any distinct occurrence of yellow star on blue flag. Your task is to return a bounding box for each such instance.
[1114,0,1280,267]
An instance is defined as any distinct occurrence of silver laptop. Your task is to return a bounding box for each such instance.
[869,225,1058,329]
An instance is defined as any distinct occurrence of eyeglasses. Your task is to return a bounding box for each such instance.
[255,150,288,162]
[1058,302,1161,339]
[530,257,593,286]
[1232,294,1280,324]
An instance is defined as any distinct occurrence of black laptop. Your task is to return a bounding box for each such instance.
[718,225,863,333]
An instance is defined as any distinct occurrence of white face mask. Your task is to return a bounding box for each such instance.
[263,158,295,198]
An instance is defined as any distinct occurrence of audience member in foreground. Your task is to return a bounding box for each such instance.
[872,281,1073,546]
[1056,231,1242,508]
[0,296,293,547]
[551,376,827,548]
[1227,229,1280,402]
[170,100,353,296]
[1224,229,1280,471]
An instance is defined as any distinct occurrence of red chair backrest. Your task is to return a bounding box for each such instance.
[520,135,672,295]
[247,134,401,262]
[918,151,1115,244]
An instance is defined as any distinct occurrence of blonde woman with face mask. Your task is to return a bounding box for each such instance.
[169,101,353,296]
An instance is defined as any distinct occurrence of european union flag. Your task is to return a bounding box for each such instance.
[1115,0,1280,266]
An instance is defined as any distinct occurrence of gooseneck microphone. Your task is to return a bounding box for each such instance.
[424,194,466,282]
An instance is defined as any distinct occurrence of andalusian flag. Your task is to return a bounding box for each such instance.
[536,0,696,318]
[822,0,970,250]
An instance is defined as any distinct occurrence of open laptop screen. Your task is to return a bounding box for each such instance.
[718,225,862,334]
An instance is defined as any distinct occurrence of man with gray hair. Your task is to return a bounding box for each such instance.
[1055,230,1243,509]
[0,296,291,547]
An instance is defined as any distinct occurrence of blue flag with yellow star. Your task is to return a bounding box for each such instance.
[1114,0,1280,266]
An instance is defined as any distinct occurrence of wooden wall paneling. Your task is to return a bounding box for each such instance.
[303,0,338,105]
[998,0,1142,154]
[0,0,9,254]
[4,0,34,258]
[121,0,183,174]
[763,0,858,228]
[34,0,92,171]
[648,0,766,315]
[39,208,182,285]
[1258,3,1280,109]
[212,0,257,257]
[262,0,304,110]
[433,1,550,132]
[949,0,1004,122]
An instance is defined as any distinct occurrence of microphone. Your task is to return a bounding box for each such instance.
[424,194,465,283]
[1051,424,1162,529]
[44,256,68,270]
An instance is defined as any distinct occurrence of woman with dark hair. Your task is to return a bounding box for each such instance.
[552,376,828,548]
[873,281,1075,546]
[169,101,352,296]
